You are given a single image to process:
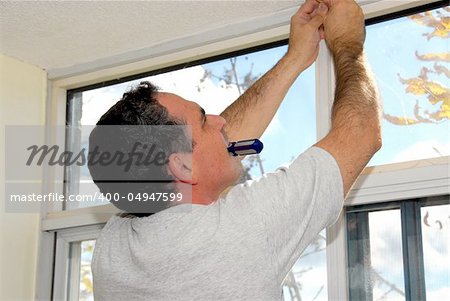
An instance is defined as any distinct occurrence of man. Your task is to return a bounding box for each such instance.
[90,0,382,299]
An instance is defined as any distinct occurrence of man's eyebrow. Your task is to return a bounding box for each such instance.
[199,106,206,124]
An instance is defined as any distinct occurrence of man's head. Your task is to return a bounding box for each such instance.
[157,92,242,203]
[88,81,242,214]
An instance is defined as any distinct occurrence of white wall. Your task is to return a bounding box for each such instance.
[0,53,46,300]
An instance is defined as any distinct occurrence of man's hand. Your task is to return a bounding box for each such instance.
[287,0,329,70]
[321,0,365,54]
[221,0,329,142]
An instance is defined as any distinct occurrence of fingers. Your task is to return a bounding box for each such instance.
[309,2,329,28]
[292,0,328,25]
[295,0,320,16]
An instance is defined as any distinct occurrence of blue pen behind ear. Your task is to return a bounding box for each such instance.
[227,139,264,156]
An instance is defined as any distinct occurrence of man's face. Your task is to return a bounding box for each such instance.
[157,92,242,203]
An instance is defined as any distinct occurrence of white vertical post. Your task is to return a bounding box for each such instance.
[316,39,349,300]
[327,212,349,301]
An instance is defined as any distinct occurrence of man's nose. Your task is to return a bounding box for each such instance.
[207,114,226,129]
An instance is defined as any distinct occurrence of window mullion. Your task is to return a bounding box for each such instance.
[400,200,427,301]
[317,38,350,301]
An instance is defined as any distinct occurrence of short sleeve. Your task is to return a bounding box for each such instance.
[219,146,344,284]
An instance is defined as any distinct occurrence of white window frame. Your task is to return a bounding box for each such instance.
[52,225,102,301]
[36,1,449,300]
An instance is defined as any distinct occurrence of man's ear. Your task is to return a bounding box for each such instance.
[168,153,197,185]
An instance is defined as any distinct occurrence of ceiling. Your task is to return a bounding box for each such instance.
[0,0,303,73]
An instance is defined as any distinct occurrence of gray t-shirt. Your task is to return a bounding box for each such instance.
[92,146,343,300]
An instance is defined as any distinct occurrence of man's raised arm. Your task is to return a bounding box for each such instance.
[221,0,329,141]
[315,0,382,197]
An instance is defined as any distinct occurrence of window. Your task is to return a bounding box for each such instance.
[65,44,317,210]
[41,1,449,301]
[347,196,449,301]
[365,6,449,166]
[340,5,450,296]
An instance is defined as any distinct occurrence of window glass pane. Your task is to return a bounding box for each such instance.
[365,6,449,166]
[79,240,95,301]
[347,209,405,301]
[67,45,316,207]
[282,231,327,301]
[369,210,406,300]
[67,239,95,301]
[421,204,450,300]
[79,46,316,176]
